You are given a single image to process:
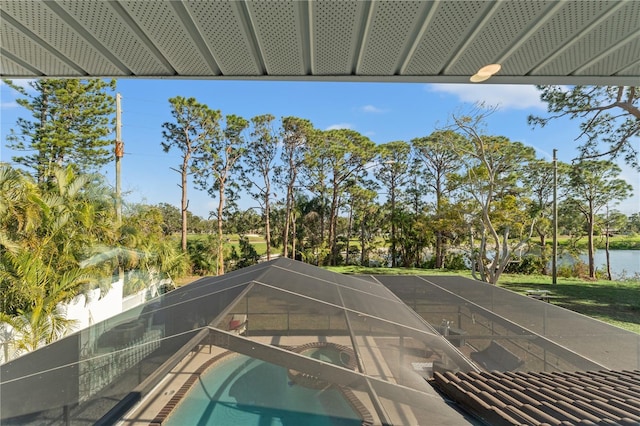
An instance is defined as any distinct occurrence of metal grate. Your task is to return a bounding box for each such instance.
[561,1,640,76]
[530,0,619,76]
[247,1,304,76]
[448,0,552,76]
[404,1,490,75]
[58,0,168,75]
[1,0,119,75]
[312,0,362,75]
[0,55,32,76]
[358,1,426,75]
[119,1,207,75]
[1,19,77,75]
[185,0,259,75]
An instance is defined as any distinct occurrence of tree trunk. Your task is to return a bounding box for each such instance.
[328,187,339,266]
[181,154,190,253]
[587,210,595,279]
[539,231,548,275]
[345,204,353,266]
[264,184,271,261]
[390,192,397,268]
[217,184,225,275]
[283,185,292,258]
[435,232,444,268]
[605,215,612,280]
[434,188,444,269]
[360,221,366,266]
[291,211,296,260]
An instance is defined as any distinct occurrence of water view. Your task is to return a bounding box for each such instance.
[559,250,640,279]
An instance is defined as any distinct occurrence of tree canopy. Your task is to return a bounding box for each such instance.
[5,79,116,182]
[530,85,640,168]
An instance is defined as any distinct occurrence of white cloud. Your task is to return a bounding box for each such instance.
[428,84,546,110]
[325,123,352,130]
[0,101,19,109]
[361,104,386,113]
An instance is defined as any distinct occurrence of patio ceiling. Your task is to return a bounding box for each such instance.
[1,0,639,85]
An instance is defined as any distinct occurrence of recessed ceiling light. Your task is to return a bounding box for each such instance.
[470,63,501,82]
[470,74,492,83]
[477,63,501,76]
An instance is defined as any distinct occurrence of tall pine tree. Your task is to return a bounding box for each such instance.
[5,79,116,183]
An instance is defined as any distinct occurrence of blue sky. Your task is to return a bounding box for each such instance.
[1,80,638,218]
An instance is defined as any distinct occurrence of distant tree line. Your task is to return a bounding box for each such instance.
[161,99,634,283]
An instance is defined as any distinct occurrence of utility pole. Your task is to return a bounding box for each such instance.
[115,93,123,224]
[552,148,558,284]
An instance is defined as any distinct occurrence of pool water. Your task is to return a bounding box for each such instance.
[165,354,362,426]
[301,347,352,367]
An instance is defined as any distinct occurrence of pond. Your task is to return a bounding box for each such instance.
[558,250,640,279]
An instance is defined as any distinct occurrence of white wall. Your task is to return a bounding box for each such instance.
[1,278,164,364]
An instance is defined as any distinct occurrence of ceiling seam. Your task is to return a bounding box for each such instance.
[617,57,640,75]
[296,0,312,75]
[233,0,267,75]
[0,48,44,76]
[397,0,440,76]
[107,1,177,76]
[529,0,629,75]
[493,0,566,67]
[44,1,132,75]
[572,28,640,76]
[441,0,502,75]
[170,1,222,76]
[353,0,374,75]
[0,10,87,75]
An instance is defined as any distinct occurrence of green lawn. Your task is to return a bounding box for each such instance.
[498,275,640,334]
[182,236,640,333]
[326,265,640,334]
[187,233,270,255]
[557,234,640,250]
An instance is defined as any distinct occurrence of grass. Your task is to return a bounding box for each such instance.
[187,233,271,255]
[180,264,640,333]
[498,274,640,334]
[326,265,640,334]
[181,234,640,334]
[558,234,640,250]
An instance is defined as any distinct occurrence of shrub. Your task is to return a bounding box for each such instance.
[557,259,590,279]
[504,255,546,275]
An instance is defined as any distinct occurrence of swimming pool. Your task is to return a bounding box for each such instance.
[164,353,363,426]
[301,347,352,367]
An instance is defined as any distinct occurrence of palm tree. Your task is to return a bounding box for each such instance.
[0,251,89,352]
[0,165,107,353]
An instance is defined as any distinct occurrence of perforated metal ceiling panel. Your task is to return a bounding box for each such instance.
[445,0,553,75]
[56,0,170,75]
[184,1,257,75]
[1,0,638,84]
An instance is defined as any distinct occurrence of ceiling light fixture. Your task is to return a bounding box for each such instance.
[470,63,501,83]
